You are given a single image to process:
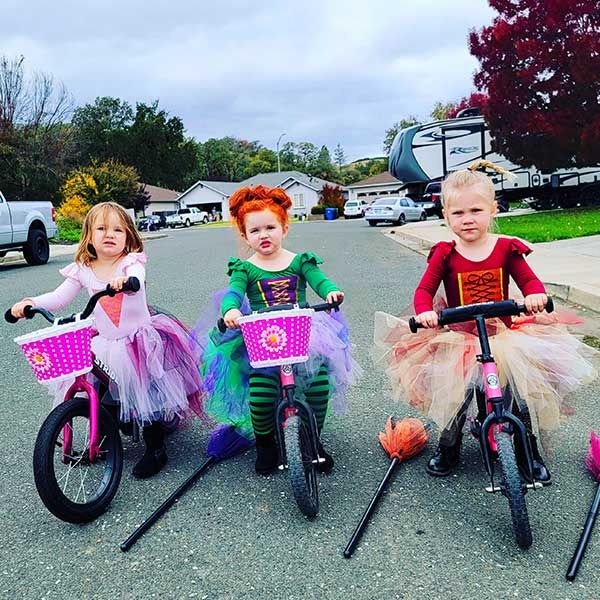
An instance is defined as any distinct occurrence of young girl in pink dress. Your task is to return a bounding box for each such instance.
[10,202,204,478]
[374,161,598,480]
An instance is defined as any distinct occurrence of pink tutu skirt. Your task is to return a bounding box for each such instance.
[373,308,598,435]
[50,312,205,425]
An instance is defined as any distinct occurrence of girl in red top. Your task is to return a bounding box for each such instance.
[374,160,598,480]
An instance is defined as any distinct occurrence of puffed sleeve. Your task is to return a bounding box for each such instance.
[31,262,84,313]
[221,258,249,315]
[413,242,454,314]
[120,252,147,284]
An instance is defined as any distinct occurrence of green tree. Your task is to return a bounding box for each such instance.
[333,143,346,171]
[383,116,420,155]
[430,100,457,121]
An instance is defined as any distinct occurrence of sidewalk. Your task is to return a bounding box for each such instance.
[0,232,167,268]
[385,218,600,313]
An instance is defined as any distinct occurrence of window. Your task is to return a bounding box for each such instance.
[400,199,409,207]
[293,193,305,209]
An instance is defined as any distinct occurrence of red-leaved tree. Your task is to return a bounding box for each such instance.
[470,0,600,170]
[447,92,489,119]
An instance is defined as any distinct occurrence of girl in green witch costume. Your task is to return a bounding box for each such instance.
[194,185,361,474]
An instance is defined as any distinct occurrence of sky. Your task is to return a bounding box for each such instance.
[2,0,497,162]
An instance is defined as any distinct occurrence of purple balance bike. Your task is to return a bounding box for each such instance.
[410,298,554,548]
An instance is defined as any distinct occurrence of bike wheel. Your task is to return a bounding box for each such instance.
[495,429,532,548]
[33,397,123,523]
[284,415,319,518]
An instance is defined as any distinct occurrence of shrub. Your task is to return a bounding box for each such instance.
[319,184,345,209]
[311,205,324,215]
[56,216,82,243]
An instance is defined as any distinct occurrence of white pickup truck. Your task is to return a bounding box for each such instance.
[0,191,58,265]
[166,206,209,228]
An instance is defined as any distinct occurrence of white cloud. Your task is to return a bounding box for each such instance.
[2,0,497,160]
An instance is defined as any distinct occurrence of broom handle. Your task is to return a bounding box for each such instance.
[343,457,399,558]
[566,483,600,581]
[120,456,216,552]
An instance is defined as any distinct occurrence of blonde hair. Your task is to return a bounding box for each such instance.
[75,202,143,265]
[442,160,512,211]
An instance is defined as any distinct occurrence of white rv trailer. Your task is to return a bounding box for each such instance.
[388,115,600,209]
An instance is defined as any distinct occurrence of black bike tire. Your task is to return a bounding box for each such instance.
[495,429,533,549]
[284,415,319,518]
[33,397,123,523]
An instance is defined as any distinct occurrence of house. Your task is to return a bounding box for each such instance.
[142,184,181,217]
[346,171,404,203]
[176,171,346,220]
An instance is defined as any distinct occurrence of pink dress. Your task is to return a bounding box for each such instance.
[32,252,204,424]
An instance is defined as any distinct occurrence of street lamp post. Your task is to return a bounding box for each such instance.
[276,133,287,173]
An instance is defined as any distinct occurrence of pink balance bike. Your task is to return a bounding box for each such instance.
[218,301,339,518]
[409,298,555,549]
[5,277,143,523]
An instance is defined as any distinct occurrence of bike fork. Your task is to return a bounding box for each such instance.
[62,375,101,463]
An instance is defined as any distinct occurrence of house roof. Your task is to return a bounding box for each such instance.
[142,183,180,201]
[177,180,240,202]
[347,171,401,188]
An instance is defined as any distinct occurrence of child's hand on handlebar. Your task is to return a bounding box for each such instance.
[415,310,439,329]
[524,293,547,314]
[109,276,129,292]
[11,298,35,319]
[326,290,344,305]
[223,308,243,329]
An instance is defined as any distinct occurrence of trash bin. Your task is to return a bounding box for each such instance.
[324,207,336,220]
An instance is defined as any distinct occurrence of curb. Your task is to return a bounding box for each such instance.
[385,230,600,314]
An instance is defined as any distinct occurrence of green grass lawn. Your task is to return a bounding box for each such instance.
[496,208,600,243]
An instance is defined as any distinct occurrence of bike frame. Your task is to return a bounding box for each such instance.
[472,314,536,485]
[273,363,321,469]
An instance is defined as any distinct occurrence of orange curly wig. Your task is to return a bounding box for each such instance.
[228,185,292,232]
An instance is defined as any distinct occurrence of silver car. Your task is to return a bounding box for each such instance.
[364,196,428,226]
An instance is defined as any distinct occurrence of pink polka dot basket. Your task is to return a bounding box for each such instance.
[238,308,313,368]
[14,318,95,384]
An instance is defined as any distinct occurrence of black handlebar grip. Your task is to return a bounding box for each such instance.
[546,297,554,313]
[23,305,36,319]
[217,318,227,334]
[409,317,423,333]
[122,276,141,293]
[4,309,19,324]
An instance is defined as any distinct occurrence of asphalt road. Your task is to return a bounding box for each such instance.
[1,219,599,600]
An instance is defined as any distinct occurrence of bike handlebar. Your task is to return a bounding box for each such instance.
[217,300,342,333]
[5,276,141,325]
[408,297,554,333]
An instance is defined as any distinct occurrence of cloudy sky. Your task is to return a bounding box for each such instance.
[3,0,497,161]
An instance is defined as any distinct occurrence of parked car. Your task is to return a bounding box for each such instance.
[421,181,443,218]
[165,207,209,228]
[137,215,162,231]
[343,199,369,218]
[364,196,427,227]
[0,190,57,265]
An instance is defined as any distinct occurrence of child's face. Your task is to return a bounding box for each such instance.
[92,210,127,259]
[242,209,287,256]
[444,185,497,244]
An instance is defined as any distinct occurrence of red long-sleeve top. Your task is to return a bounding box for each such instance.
[414,237,546,315]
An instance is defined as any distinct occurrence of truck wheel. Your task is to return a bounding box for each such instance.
[185,219,191,228]
[23,229,50,265]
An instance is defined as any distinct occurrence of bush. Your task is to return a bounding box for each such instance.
[56,216,82,243]
[311,205,324,215]
[57,196,91,223]
[319,184,345,209]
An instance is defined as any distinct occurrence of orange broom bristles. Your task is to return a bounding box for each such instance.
[378,417,429,461]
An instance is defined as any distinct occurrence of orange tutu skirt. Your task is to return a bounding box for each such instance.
[373,309,598,434]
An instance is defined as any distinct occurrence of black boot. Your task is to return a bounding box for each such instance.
[133,423,168,479]
[255,432,279,475]
[316,442,334,473]
[529,434,551,484]
[426,436,462,477]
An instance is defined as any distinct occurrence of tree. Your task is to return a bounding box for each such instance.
[62,159,145,210]
[0,55,73,202]
[430,101,457,121]
[470,0,600,170]
[333,143,346,171]
[383,117,420,155]
[446,92,489,119]
[318,184,345,209]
